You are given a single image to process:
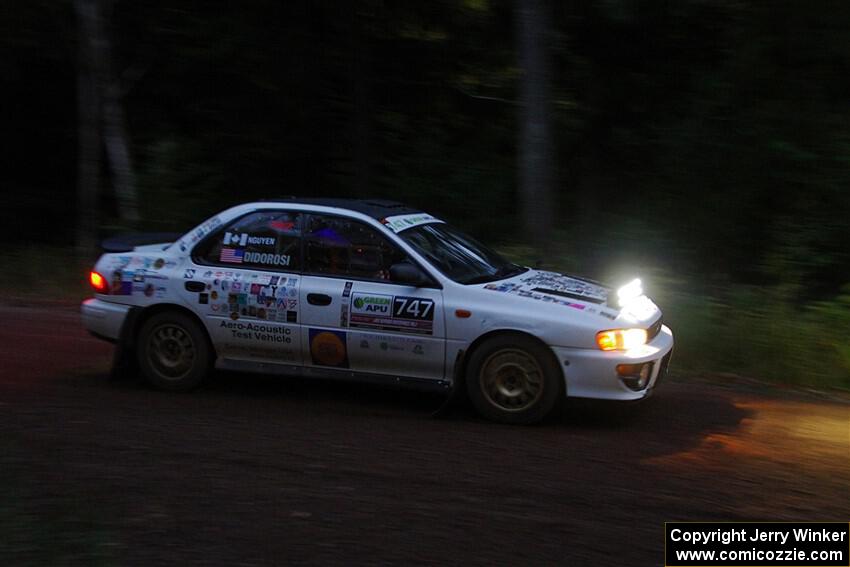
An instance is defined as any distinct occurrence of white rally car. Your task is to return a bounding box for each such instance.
[82,198,673,424]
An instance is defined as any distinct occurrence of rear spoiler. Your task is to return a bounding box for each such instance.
[100,232,184,253]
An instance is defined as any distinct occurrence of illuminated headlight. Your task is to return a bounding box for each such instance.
[595,328,648,351]
[616,278,643,307]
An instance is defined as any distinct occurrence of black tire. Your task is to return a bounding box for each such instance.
[136,311,212,392]
[465,335,563,424]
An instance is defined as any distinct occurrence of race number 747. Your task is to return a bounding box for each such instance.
[393,297,434,320]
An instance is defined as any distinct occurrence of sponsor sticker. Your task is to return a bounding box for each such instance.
[222,343,298,363]
[348,293,435,335]
[185,216,223,247]
[309,329,348,368]
[351,293,393,315]
[110,270,133,295]
[483,282,588,311]
[381,213,443,233]
[349,331,427,356]
[212,274,299,321]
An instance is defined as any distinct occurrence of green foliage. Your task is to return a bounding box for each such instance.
[661,282,850,391]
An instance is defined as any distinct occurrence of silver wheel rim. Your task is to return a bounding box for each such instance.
[479,348,544,412]
[147,323,196,381]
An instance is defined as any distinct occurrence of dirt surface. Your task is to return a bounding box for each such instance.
[1,303,848,566]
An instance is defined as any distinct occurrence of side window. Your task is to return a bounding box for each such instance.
[304,215,407,281]
[194,211,302,271]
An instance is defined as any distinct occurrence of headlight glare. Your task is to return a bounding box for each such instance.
[616,278,643,307]
[596,328,648,351]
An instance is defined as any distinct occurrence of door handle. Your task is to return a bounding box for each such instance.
[184,281,205,292]
[307,293,333,306]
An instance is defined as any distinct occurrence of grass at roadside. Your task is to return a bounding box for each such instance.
[657,280,850,391]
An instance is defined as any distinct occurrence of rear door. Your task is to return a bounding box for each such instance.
[182,210,304,366]
[299,213,445,381]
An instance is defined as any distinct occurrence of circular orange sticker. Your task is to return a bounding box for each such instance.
[311,331,346,366]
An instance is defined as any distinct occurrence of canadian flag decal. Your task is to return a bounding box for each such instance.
[224,232,248,246]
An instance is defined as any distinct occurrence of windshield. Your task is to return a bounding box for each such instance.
[398,223,527,284]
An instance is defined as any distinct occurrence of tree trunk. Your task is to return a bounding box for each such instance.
[103,87,141,225]
[515,0,554,252]
[101,0,140,226]
[74,0,104,262]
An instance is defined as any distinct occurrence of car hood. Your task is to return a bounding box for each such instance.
[478,268,664,326]
[479,269,615,312]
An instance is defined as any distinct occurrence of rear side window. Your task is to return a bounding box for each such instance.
[194,211,302,271]
[304,214,407,281]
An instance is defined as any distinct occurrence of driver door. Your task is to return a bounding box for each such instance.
[298,213,446,381]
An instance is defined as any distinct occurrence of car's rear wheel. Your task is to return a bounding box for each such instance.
[465,335,562,424]
[136,311,211,391]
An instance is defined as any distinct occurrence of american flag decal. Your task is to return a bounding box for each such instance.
[220,247,244,264]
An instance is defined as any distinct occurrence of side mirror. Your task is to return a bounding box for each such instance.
[389,262,429,287]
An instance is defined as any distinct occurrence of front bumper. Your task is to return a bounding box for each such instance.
[551,325,674,401]
[81,298,133,342]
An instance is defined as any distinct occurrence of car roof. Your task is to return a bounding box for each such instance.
[261,197,422,220]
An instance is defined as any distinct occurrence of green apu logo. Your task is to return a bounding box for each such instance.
[353,295,391,313]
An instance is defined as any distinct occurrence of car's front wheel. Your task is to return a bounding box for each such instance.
[136,311,212,391]
[465,335,563,424]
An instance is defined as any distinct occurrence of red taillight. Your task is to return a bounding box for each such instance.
[90,271,108,293]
